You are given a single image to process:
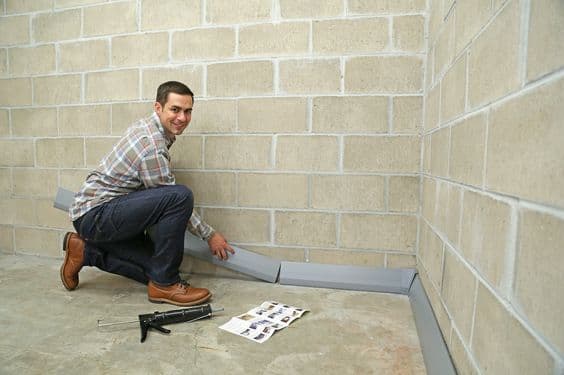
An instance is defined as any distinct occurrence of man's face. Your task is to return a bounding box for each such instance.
[154,93,193,138]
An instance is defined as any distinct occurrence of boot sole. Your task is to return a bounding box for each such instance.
[149,293,212,307]
[60,232,75,291]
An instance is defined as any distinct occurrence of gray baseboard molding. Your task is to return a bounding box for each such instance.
[279,261,416,294]
[409,275,457,375]
[54,187,75,212]
[183,233,280,283]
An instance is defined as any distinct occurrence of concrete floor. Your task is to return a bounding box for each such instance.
[0,254,426,374]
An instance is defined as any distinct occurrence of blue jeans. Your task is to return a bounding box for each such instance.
[73,185,193,286]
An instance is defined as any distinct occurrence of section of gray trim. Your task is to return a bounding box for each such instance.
[184,233,280,283]
[279,261,416,294]
[408,275,457,375]
[53,187,75,212]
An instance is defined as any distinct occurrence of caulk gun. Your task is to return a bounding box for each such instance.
[97,304,224,342]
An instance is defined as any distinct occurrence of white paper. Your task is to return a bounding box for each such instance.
[219,301,308,343]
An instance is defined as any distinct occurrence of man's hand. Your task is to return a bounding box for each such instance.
[207,232,235,260]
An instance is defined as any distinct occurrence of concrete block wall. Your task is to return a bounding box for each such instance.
[420,0,564,374]
[0,1,425,270]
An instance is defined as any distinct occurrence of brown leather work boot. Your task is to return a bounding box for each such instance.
[148,280,211,306]
[60,232,85,291]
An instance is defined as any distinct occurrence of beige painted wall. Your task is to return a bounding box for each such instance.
[420,0,563,373]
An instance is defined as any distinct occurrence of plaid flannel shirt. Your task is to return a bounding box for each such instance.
[69,112,215,241]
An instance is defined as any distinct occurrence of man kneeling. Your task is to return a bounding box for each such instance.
[61,81,234,306]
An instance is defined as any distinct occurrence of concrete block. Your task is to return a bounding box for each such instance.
[515,209,564,354]
[207,61,273,97]
[311,175,386,211]
[433,11,455,79]
[36,138,85,168]
[486,78,564,207]
[275,135,339,172]
[188,100,236,133]
[392,96,422,134]
[418,221,444,290]
[441,249,476,343]
[460,191,511,291]
[275,211,337,247]
[313,18,388,55]
[83,2,137,36]
[59,105,111,136]
[174,172,236,206]
[0,226,14,252]
[59,171,89,193]
[346,56,422,93]
[348,0,426,14]
[13,169,58,198]
[112,33,169,67]
[440,54,466,123]
[527,0,564,81]
[279,59,341,94]
[238,173,308,208]
[111,102,152,135]
[279,0,343,18]
[430,127,449,178]
[0,50,6,77]
[239,22,309,56]
[309,249,385,267]
[59,40,109,72]
[169,136,202,169]
[454,0,492,54]
[34,75,81,105]
[389,176,419,213]
[206,0,271,24]
[340,213,417,251]
[204,208,271,244]
[9,45,56,76]
[0,78,32,106]
[0,140,34,167]
[6,0,52,13]
[393,15,425,52]
[36,199,73,230]
[312,96,388,133]
[143,66,203,99]
[344,136,420,173]
[472,283,554,374]
[0,169,10,195]
[11,108,58,137]
[55,0,104,7]
[86,70,138,103]
[33,9,80,42]
[424,84,440,130]
[450,113,486,187]
[141,0,200,31]
[15,228,59,257]
[468,0,520,108]
[387,254,416,268]
[449,330,480,375]
[0,15,30,45]
[239,97,307,133]
[204,136,271,170]
[172,28,235,61]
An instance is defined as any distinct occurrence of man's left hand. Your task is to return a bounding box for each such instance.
[207,232,235,260]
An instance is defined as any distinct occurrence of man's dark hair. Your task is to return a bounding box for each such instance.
[156,81,194,106]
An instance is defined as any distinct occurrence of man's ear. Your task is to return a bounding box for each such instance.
[154,101,162,113]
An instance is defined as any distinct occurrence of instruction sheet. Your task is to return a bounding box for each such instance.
[219,301,308,343]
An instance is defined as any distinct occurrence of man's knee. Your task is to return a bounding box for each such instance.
[164,185,193,209]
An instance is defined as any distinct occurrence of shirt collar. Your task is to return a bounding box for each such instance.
[152,111,175,148]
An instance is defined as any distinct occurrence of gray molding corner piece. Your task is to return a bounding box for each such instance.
[279,261,416,294]
[54,187,75,212]
[184,232,281,283]
[409,275,457,375]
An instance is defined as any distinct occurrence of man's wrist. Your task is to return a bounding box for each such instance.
[204,230,216,242]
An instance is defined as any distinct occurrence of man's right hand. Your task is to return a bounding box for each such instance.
[207,232,235,260]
